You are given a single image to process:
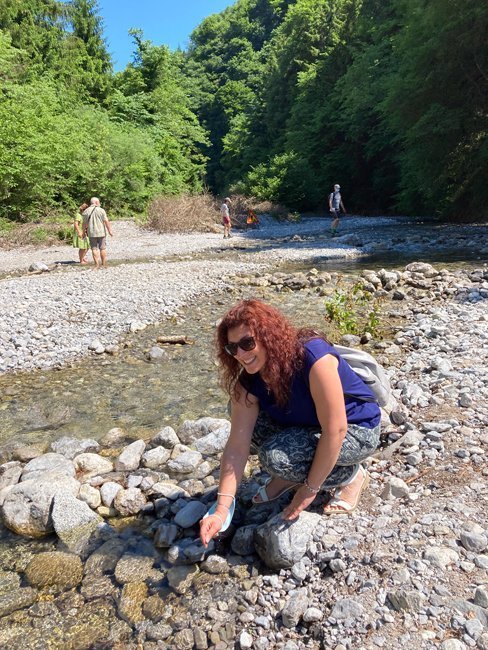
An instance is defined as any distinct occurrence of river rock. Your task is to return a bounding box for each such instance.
[151,426,180,449]
[423,546,459,569]
[387,589,426,612]
[80,574,117,601]
[51,492,103,554]
[100,481,123,507]
[0,461,22,489]
[330,598,364,621]
[192,422,231,455]
[405,262,437,277]
[153,523,179,548]
[1,473,80,537]
[176,418,230,446]
[118,582,148,625]
[167,450,202,474]
[113,487,147,516]
[114,553,155,584]
[148,483,190,500]
[0,587,37,617]
[201,555,229,574]
[254,512,322,569]
[459,530,487,553]
[25,551,83,591]
[173,501,207,528]
[114,440,146,471]
[50,437,100,459]
[78,484,101,509]
[21,453,75,482]
[281,588,309,628]
[166,565,199,594]
[381,477,410,500]
[142,446,171,469]
[85,538,127,576]
[73,453,113,479]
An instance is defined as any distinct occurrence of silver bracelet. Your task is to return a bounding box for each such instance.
[303,479,321,495]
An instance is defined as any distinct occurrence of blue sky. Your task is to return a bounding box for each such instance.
[98,0,235,71]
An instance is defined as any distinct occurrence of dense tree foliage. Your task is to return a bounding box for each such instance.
[186,0,487,218]
[0,0,486,221]
[0,0,206,219]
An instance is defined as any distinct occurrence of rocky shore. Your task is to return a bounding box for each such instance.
[0,256,486,649]
[0,216,486,375]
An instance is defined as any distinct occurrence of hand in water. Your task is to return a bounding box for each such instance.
[199,514,222,548]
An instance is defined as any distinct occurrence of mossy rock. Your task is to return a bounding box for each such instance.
[24,551,83,592]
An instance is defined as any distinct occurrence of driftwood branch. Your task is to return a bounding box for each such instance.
[156,335,193,345]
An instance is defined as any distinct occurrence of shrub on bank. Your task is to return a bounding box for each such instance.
[145,193,221,234]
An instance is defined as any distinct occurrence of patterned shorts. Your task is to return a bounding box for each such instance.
[251,412,381,491]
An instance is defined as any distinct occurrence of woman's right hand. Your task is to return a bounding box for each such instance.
[199,514,223,548]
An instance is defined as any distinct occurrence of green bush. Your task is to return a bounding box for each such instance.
[324,283,383,338]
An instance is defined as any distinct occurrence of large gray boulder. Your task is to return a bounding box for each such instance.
[176,418,230,446]
[192,422,231,455]
[254,512,322,569]
[51,492,103,554]
[21,453,75,482]
[1,473,80,537]
[50,437,100,459]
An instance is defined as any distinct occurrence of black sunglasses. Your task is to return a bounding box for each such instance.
[224,335,257,356]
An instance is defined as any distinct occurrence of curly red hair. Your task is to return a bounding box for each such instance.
[216,299,318,407]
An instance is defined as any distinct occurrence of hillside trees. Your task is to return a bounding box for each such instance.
[187,0,488,218]
[0,1,207,219]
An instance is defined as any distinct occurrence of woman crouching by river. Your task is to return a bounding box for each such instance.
[200,299,382,547]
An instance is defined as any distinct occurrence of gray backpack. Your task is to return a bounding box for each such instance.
[334,345,391,407]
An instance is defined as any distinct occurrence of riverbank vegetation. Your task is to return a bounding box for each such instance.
[0,0,486,226]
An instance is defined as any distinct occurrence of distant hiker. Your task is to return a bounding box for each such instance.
[82,197,113,269]
[221,197,232,239]
[328,184,346,236]
[73,202,90,264]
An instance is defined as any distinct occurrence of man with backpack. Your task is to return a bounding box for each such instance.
[328,183,346,236]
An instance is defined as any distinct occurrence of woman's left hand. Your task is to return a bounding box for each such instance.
[282,485,317,521]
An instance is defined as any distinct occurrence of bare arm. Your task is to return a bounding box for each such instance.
[104,217,113,237]
[74,219,83,237]
[282,354,347,520]
[340,199,346,213]
[200,384,259,546]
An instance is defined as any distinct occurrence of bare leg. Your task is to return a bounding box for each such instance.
[79,249,88,264]
[91,248,100,269]
[100,249,107,268]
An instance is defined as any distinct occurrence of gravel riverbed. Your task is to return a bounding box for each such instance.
[0,217,377,374]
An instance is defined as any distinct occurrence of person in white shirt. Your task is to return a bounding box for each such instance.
[220,197,232,238]
[328,184,346,236]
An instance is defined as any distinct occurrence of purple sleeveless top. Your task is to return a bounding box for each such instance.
[239,338,381,429]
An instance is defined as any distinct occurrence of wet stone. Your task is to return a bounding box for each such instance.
[146,621,172,641]
[24,551,83,591]
[0,587,37,617]
[142,594,171,622]
[0,569,21,595]
[174,628,195,649]
[80,574,117,600]
[118,581,148,625]
[114,553,155,584]
[84,538,126,576]
[154,522,179,548]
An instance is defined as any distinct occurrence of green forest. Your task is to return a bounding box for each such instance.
[0,0,487,222]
